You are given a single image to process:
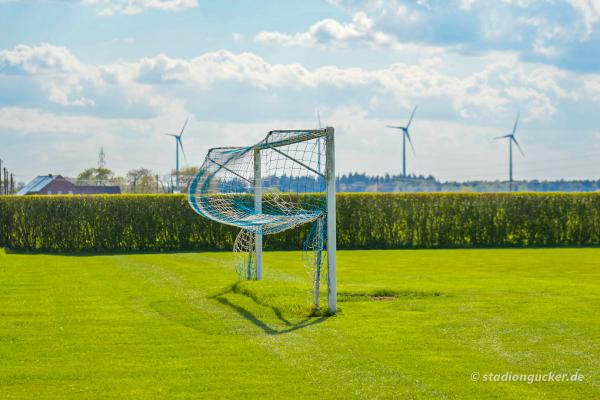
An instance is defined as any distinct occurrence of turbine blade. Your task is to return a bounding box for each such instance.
[406,106,418,129]
[386,125,405,129]
[512,112,519,135]
[165,133,177,138]
[494,134,511,140]
[178,138,187,162]
[405,131,416,155]
[179,117,189,137]
[512,137,525,156]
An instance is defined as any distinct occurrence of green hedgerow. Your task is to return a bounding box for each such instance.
[0,193,599,252]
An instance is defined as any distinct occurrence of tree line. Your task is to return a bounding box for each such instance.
[74,166,200,194]
[57,148,600,194]
[71,167,600,194]
[337,173,600,192]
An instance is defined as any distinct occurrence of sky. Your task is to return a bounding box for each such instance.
[1,0,600,183]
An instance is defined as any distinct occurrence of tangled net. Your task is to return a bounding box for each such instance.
[188,129,328,309]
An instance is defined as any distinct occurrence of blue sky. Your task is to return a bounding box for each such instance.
[1,0,600,183]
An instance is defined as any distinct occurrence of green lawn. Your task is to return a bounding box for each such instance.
[0,248,598,399]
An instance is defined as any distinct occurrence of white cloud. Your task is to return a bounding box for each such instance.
[0,106,139,134]
[130,49,581,119]
[258,1,600,72]
[0,0,198,16]
[0,43,593,123]
[0,42,85,75]
[0,43,99,106]
[255,12,398,48]
[567,0,600,36]
[79,0,197,16]
[583,75,600,100]
[0,43,175,113]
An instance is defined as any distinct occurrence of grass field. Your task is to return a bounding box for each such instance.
[0,248,598,399]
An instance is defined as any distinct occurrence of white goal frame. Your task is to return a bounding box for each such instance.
[253,127,337,312]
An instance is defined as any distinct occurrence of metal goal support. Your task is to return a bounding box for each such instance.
[251,127,336,312]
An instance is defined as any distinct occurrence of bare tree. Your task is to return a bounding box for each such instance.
[126,168,158,193]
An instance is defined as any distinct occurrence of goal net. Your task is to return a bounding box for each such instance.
[188,128,336,312]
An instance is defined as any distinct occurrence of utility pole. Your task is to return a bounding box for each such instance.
[98,147,106,169]
[3,168,7,195]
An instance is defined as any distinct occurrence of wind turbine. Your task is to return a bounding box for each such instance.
[387,106,417,177]
[165,117,189,193]
[494,112,524,191]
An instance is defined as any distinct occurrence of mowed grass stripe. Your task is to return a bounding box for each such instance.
[110,254,443,398]
[0,253,319,398]
[0,249,598,399]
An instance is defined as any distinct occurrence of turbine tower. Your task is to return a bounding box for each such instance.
[387,106,417,177]
[165,117,189,193]
[494,112,525,191]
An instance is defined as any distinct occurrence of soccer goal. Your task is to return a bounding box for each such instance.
[188,127,337,313]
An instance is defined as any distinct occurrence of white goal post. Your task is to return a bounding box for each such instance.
[254,148,263,281]
[325,127,337,312]
[188,127,337,313]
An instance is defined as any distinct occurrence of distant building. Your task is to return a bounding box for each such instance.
[16,174,121,196]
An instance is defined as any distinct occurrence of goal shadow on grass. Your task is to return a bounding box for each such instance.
[209,283,330,335]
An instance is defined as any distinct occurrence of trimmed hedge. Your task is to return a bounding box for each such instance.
[0,193,599,252]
